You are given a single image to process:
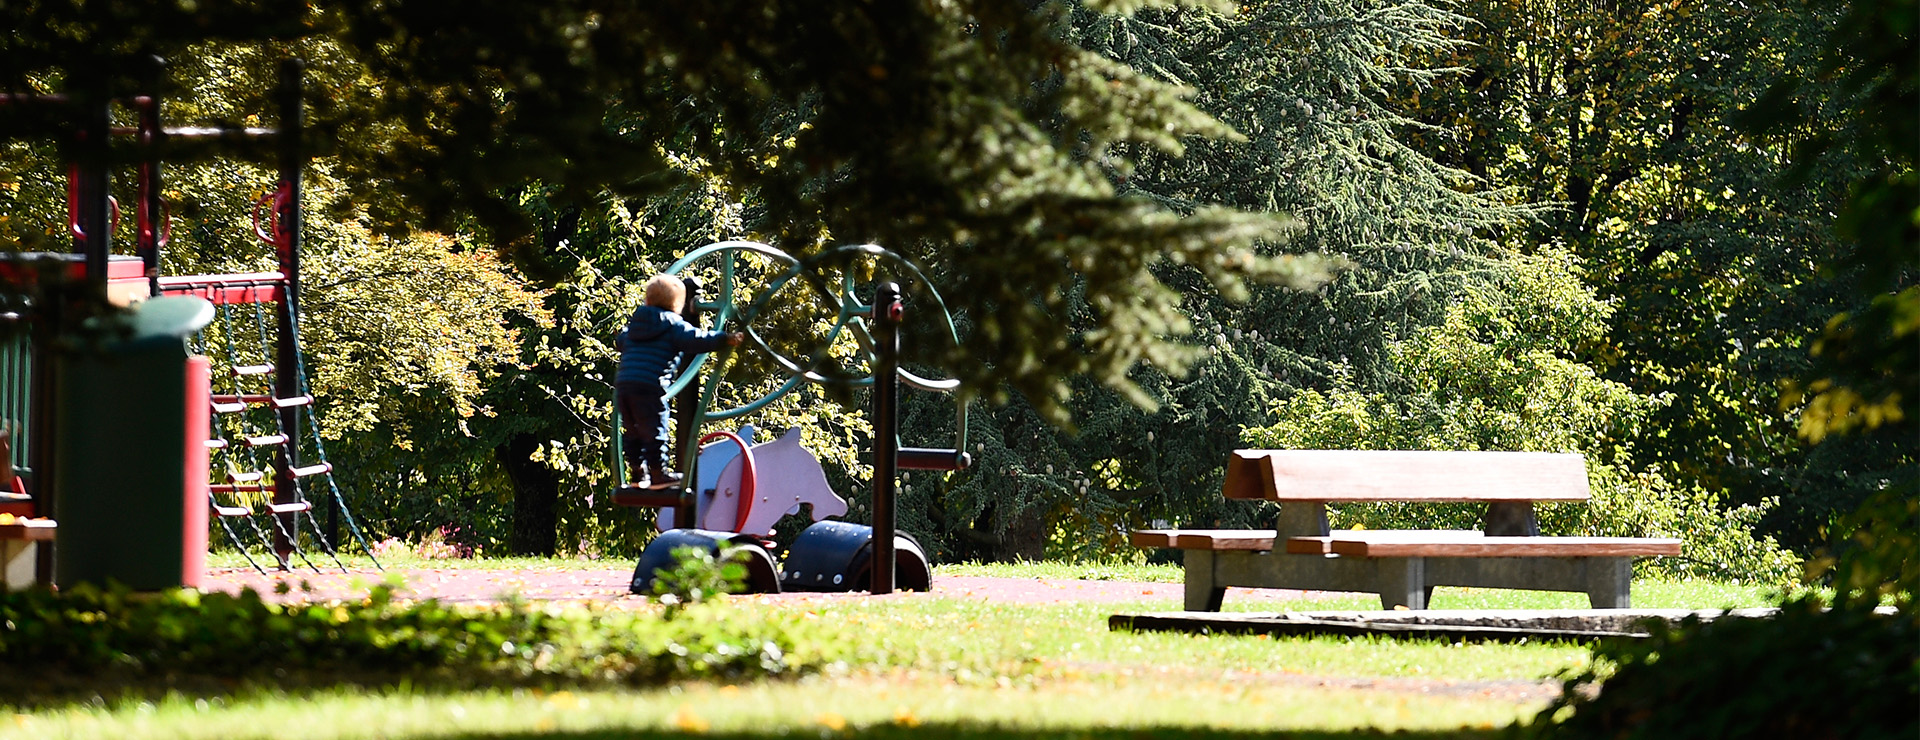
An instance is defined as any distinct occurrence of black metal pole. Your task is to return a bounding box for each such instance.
[870,282,902,594]
[136,56,164,297]
[271,59,304,565]
[75,74,110,301]
[670,276,702,530]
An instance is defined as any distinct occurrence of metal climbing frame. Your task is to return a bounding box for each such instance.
[613,241,972,594]
[0,57,377,573]
[150,61,377,572]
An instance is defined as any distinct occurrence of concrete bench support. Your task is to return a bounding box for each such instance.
[1184,548,1634,610]
[2,539,35,590]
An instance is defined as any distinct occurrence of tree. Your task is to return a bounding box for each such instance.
[1398,0,1913,548]
[4,0,1342,554]
[900,0,1638,561]
[12,0,1336,419]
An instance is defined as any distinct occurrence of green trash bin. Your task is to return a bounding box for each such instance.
[52,296,213,590]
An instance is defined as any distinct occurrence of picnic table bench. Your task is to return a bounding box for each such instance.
[0,493,53,590]
[1131,450,1680,610]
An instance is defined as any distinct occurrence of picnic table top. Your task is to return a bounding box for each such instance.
[1223,449,1591,503]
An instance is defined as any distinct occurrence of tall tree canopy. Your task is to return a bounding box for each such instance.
[0,0,1332,423]
[1399,0,1916,547]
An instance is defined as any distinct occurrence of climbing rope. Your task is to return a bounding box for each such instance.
[286,300,383,570]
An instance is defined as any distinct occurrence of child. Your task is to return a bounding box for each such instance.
[616,275,743,489]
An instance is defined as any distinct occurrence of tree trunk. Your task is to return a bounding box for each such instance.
[991,499,1048,562]
[498,432,560,556]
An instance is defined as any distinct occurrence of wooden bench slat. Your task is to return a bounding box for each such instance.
[1328,535,1681,558]
[1129,530,1274,550]
[1284,530,1484,554]
[1224,450,1591,502]
[0,519,56,541]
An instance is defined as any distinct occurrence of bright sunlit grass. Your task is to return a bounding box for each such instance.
[124,553,1790,740]
[0,678,1523,740]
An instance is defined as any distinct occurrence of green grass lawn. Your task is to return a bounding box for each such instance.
[6,558,1784,740]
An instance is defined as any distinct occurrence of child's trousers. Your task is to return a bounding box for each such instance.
[616,385,670,475]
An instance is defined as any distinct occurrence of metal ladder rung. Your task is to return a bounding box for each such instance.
[210,503,252,517]
[272,395,313,408]
[232,364,275,376]
[290,462,332,478]
[244,434,288,447]
[211,401,248,414]
[227,470,265,483]
[265,501,312,515]
[204,438,229,450]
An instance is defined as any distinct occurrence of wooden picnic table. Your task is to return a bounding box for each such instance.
[1132,450,1681,610]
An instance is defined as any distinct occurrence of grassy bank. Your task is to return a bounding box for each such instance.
[3,558,1788,739]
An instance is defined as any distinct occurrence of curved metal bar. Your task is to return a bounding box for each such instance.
[664,240,796,275]
[641,240,969,453]
[701,374,808,420]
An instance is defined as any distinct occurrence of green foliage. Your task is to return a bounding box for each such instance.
[1399,0,1915,548]
[0,0,1343,558]
[1528,2,1916,734]
[3,0,1337,422]
[647,545,751,617]
[1753,0,1917,451]
[1806,486,1920,613]
[0,580,806,689]
[912,0,1557,561]
[1530,600,1918,740]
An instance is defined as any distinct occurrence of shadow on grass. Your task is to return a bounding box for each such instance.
[422,727,1509,740]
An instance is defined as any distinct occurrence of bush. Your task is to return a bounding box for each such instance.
[1531,488,1919,739]
[0,579,818,694]
[1530,598,1917,739]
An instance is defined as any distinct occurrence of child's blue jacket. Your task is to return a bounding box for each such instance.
[615,306,733,392]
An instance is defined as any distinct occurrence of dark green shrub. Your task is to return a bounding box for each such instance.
[0,580,816,690]
[647,545,752,618]
[1532,488,1919,739]
[1530,598,1917,740]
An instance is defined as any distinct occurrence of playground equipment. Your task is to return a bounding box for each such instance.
[655,426,848,536]
[617,241,971,595]
[0,57,375,585]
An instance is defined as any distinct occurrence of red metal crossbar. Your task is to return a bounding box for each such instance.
[154,272,286,305]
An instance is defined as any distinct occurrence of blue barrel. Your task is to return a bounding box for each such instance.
[780,520,931,592]
[630,528,780,595]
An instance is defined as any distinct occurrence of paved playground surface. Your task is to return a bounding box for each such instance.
[200,566,1323,607]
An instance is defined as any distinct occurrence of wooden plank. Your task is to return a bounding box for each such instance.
[1230,450,1591,502]
[1286,530,1483,555]
[1222,450,1272,500]
[1328,535,1681,558]
[611,487,685,508]
[1173,531,1274,550]
[1129,529,1274,551]
[0,519,55,541]
[1128,530,1176,548]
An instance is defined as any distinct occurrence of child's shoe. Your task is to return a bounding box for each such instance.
[645,459,684,490]
[626,463,649,489]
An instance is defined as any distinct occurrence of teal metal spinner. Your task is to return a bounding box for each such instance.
[612,241,969,494]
